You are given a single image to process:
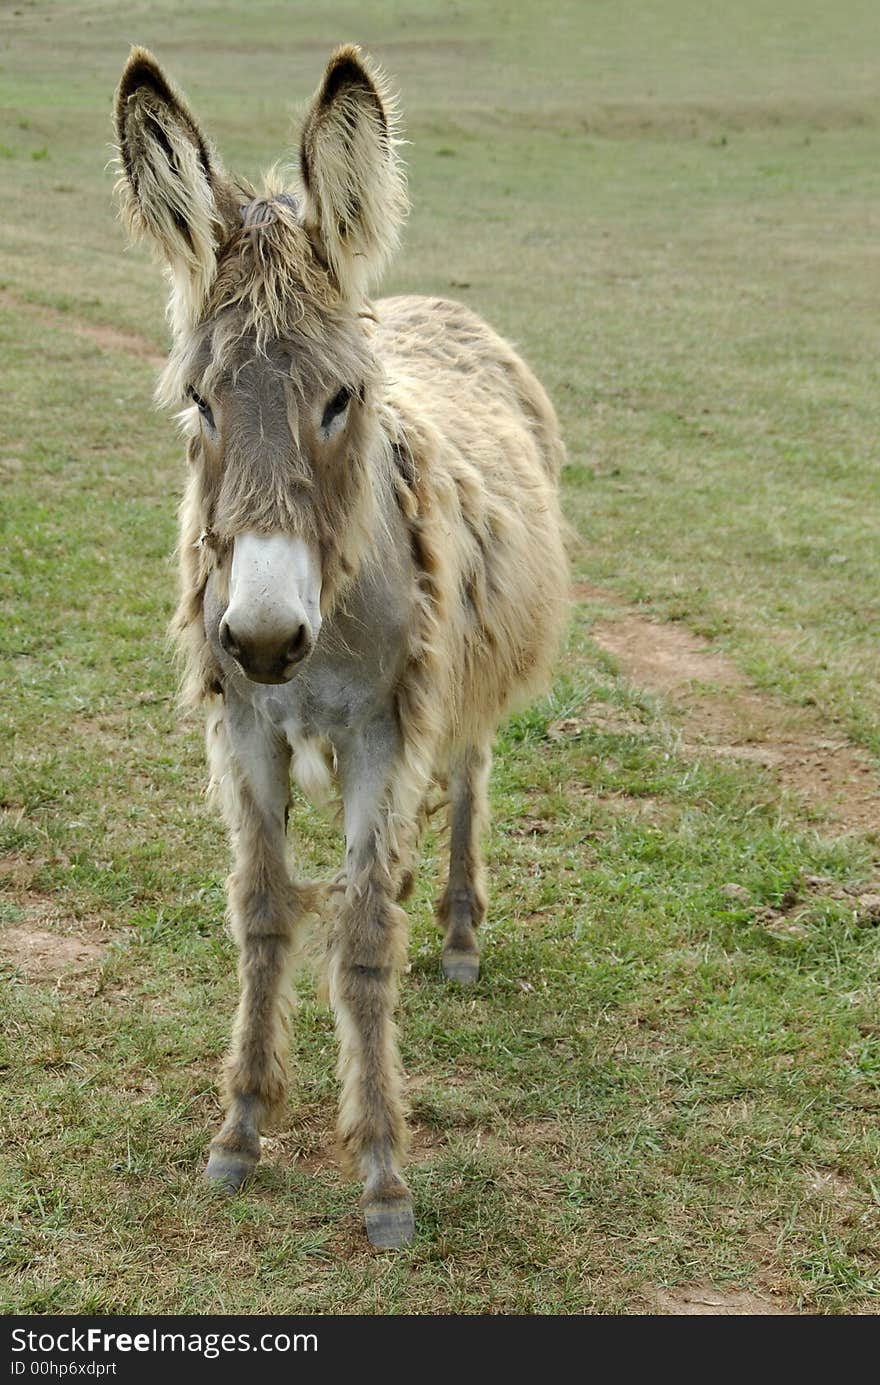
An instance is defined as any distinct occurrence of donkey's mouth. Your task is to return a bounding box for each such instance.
[241,662,308,686]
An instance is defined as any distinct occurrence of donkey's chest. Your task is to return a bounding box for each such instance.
[204,561,410,746]
[266,648,397,741]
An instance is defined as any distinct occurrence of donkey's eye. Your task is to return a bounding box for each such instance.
[187,387,215,429]
[321,386,352,432]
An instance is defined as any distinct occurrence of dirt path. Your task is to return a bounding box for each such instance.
[577,584,878,836]
[648,1282,790,1315]
[0,288,165,368]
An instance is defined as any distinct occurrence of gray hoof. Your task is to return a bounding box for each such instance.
[204,1144,257,1194]
[363,1198,415,1249]
[442,948,480,985]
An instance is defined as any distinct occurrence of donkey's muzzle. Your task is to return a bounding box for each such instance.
[220,616,313,684]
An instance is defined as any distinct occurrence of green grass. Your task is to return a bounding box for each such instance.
[2,0,880,1314]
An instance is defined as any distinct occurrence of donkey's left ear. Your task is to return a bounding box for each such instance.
[114,47,231,327]
[299,46,407,301]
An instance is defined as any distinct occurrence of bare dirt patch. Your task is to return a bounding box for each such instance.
[0,288,164,369]
[593,792,678,826]
[550,705,646,738]
[581,590,878,835]
[650,1281,791,1315]
[0,852,47,891]
[1,925,105,981]
[1,891,110,983]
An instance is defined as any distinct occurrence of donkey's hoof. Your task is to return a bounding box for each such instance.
[363,1198,415,1249]
[204,1145,257,1194]
[442,948,480,985]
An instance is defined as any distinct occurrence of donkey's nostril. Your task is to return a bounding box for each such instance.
[219,619,241,659]
[285,623,309,665]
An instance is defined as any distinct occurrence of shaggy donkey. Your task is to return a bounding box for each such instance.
[114,44,569,1247]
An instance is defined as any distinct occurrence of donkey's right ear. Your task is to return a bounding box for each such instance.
[114,48,227,326]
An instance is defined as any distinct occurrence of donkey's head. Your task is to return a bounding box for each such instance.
[114,46,406,683]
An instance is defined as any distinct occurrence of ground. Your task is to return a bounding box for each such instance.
[1,0,880,1314]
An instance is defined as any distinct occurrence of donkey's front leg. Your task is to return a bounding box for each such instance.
[331,721,416,1249]
[204,703,297,1193]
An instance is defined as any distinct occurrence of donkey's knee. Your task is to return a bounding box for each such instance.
[223,927,296,1116]
[331,950,408,1170]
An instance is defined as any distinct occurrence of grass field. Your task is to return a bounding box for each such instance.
[2,0,880,1314]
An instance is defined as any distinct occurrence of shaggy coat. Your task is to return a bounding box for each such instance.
[114,43,568,1247]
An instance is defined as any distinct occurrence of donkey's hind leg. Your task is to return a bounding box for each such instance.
[203,701,297,1193]
[393,780,443,903]
[436,742,490,985]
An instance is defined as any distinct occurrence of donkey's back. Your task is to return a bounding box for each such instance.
[378,294,565,480]
[376,293,568,748]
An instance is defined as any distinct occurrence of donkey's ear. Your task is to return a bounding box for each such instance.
[114,48,229,326]
[299,46,407,300]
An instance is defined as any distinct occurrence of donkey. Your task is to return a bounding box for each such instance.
[113,43,569,1248]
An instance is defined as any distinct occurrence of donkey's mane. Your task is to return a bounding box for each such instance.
[214,184,341,347]
[160,179,378,414]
